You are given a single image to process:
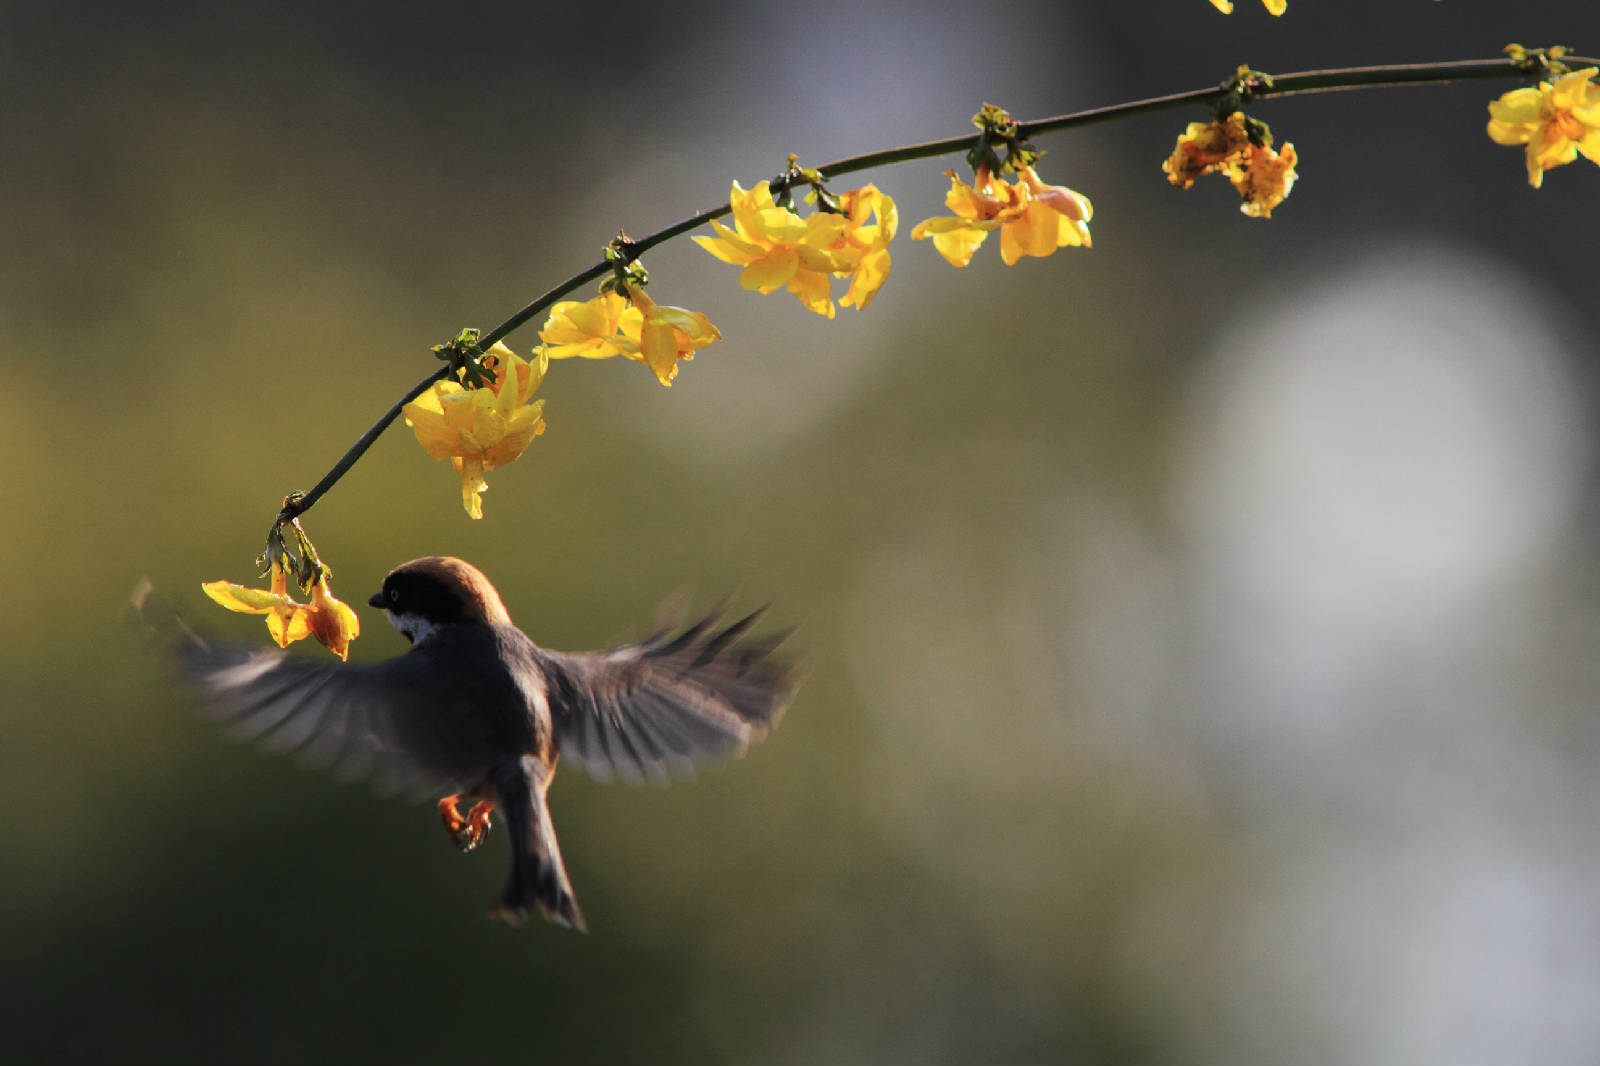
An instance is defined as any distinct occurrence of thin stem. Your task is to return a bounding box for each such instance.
[279,53,1596,525]
[279,367,449,522]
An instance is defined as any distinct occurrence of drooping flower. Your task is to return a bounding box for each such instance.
[1162,112,1299,218]
[202,563,361,659]
[1162,114,1255,189]
[1010,165,1094,259]
[616,284,721,386]
[403,341,548,519]
[694,179,898,317]
[910,163,1093,267]
[1208,0,1286,13]
[1486,67,1600,187]
[305,577,361,660]
[539,287,721,387]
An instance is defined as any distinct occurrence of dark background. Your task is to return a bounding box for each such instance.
[5,0,1600,1062]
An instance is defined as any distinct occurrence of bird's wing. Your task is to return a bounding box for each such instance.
[174,627,525,800]
[539,604,798,786]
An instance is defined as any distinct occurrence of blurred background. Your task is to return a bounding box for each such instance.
[5,0,1600,1061]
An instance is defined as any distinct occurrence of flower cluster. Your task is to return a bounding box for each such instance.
[539,283,722,387]
[403,341,549,519]
[693,180,897,317]
[910,163,1093,267]
[1487,66,1600,187]
[203,562,361,660]
[1162,112,1299,218]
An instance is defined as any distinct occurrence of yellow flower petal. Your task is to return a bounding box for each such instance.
[911,216,993,268]
[639,319,683,385]
[999,200,1058,264]
[692,220,765,264]
[739,247,800,292]
[265,604,312,649]
[787,267,836,319]
[202,580,292,614]
[456,456,487,520]
[840,247,891,309]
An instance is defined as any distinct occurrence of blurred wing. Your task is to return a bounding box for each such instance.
[175,631,513,800]
[541,605,798,786]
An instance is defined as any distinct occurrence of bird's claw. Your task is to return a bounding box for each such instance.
[438,795,494,853]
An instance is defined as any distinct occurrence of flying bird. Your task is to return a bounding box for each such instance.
[143,557,797,930]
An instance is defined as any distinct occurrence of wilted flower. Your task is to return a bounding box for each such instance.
[1162,112,1299,218]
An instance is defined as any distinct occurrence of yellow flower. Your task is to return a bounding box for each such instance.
[305,577,360,661]
[615,284,721,386]
[202,564,361,659]
[539,288,721,387]
[693,180,898,317]
[1487,67,1600,187]
[1010,165,1093,260]
[1162,113,1299,218]
[910,163,1093,267]
[829,184,898,310]
[1208,0,1286,13]
[403,341,548,519]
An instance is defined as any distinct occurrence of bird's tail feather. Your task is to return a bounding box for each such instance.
[489,757,586,932]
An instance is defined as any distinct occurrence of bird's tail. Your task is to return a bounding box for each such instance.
[489,756,586,932]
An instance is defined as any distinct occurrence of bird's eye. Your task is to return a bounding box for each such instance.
[389,588,400,604]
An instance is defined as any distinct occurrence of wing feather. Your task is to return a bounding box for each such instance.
[543,602,797,784]
[595,695,648,786]
[172,625,534,799]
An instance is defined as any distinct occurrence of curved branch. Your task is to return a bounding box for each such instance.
[279,52,1597,526]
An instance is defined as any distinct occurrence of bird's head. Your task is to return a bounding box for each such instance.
[368,556,513,644]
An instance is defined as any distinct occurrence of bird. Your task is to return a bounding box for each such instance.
[142,556,797,931]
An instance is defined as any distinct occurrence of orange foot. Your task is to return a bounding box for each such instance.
[438,795,495,853]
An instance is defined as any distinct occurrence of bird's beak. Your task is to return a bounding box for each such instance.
[367,592,387,609]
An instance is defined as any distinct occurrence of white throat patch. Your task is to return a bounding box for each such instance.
[386,609,440,646]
